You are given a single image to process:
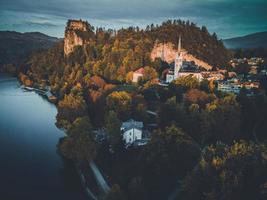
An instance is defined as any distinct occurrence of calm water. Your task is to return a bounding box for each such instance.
[0,74,87,200]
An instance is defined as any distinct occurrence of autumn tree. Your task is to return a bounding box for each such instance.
[139,66,158,83]
[56,94,88,129]
[184,89,209,108]
[179,141,267,200]
[59,117,96,163]
[106,91,132,119]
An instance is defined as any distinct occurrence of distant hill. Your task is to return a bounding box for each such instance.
[0,31,60,72]
[223,31,267,49]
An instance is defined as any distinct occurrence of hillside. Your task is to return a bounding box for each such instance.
[0,31,60,72]
[151,42,213,70]
[223,31,267,49]
[25,19,230,86]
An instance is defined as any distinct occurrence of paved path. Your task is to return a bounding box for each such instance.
[89,161,110,194]
[146,110,158,116]
[77,166,98,200]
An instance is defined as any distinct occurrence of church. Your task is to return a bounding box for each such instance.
[165,36,204,83]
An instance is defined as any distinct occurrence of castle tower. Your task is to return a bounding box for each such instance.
[174,35,183,79]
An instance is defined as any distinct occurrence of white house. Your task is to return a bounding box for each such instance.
[166,69,175,83]
[121,119,143,144]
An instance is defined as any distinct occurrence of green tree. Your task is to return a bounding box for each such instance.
[59,117,96,163]
[105,111,123,151]
[141,125,200,198]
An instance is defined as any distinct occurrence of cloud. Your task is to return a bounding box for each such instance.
[0,0,266,38]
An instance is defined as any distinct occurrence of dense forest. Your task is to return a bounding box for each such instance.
[0,31,59,73]
[19,20,267,200]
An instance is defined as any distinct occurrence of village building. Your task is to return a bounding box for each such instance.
[217,79,260,94]
[166,35,204,83]
[202,71,225,81]
[132,68,144,83]
[228,71,237,78]
[121,119,143,144]
[217,81,242,94]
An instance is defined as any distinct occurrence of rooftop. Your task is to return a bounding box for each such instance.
[121,119,144,131]
[134,67,145,74]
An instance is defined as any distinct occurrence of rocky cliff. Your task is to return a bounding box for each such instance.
[64,19,93,56]
[151,42,213,70]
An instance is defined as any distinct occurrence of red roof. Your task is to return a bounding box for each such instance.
[134,67,145,74]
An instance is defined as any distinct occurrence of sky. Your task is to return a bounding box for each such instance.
[0,0,266,39]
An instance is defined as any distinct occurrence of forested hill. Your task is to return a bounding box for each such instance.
[223,31,267,49]
[26,19,230,85]
[146,20,230,67]
[0,31,60,72]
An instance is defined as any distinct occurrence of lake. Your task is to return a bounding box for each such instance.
[0,74,87,200]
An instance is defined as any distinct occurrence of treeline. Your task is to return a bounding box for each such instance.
[233,47,267,59]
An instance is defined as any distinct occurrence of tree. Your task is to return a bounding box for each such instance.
[179,141,267,200]
[59,117,97,163]
[56,94,88,129]
[260,75,267,94]
[184,89,209,108]
[106,91,132,119]
[67,116,92,137]
[170,75,200,101]
[141,66,158,83]
[105,184,125,200]
[126,71,133,84]
[105,111,123,151]
[199,96,241,144]
[141,125,200,198]
[128,177,147,200]
[235,61,250,75]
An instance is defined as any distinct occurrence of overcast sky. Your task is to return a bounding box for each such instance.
[0,0,266,39]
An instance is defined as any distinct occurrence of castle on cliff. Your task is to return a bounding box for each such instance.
[64,19,92,56]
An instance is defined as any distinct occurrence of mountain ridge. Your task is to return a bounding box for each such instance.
[0,31,60,72]
[223,31,267,49]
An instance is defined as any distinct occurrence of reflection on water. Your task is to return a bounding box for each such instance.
[0,74,87,200]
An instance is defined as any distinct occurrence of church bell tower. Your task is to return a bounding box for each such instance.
[174,35,183,79]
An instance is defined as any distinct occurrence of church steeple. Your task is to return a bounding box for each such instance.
[174,34,183,79]
[178,34,182,53]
